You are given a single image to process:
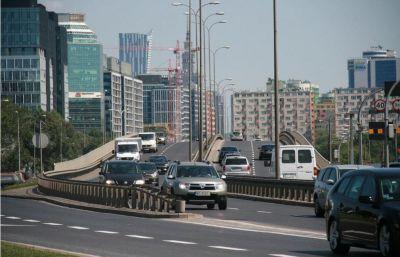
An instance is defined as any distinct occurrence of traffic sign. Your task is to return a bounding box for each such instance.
[32,133,49,149]
[374,99,385,113]
[392,99,400,112]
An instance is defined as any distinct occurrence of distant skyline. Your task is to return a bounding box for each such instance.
[39,0,400,93]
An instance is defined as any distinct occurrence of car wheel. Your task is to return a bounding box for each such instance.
[207,203,215,210]
[379,223,398,257]
[314,196,324,217]
[329,219,350,254]
[218,199,227,210]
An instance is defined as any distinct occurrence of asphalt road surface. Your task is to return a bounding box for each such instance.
[2,197,380,257]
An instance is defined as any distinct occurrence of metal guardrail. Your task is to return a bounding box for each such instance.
[204,134,223,160]
[37,175,173,212]
[226,175,314,205]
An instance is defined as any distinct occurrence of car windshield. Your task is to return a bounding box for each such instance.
[118,144,138,153]
[138,163,157,173]
[380,177,400,201]
[226,158,247,165]
[221,147,238,152]
[176,166,219,178]
[262,145,274,151]
[232,132,241,136]
[106,162,138,174]
[149,156,167,163]
[139,134,154,140]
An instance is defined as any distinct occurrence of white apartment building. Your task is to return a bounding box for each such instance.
[232,90,315,142]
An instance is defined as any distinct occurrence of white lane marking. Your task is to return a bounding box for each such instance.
[1,224,36,227]
[163,240,197,245]
[269,254,299,257]
[209,246,248,251]
[6,216,21,220]
[0,214,5,217]
[227,207,239,210]
[126,234,154,239]
[68,226,89,230]
[257,211,272,214]
[160,142,178,155]
[43,223,62,226]
[23,219,40,223]
[95,230,118,234]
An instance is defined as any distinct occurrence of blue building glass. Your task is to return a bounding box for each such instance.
[375,60,397,88]
[348,70,355,88]
[119,33,151,77]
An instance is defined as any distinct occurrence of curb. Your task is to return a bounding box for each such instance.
[2,187,202,220]
[227,193,313,207]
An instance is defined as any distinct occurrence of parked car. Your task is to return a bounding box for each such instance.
[264,145,318,180]
[258,143,275,160]
[148,155,170,174]
[230,131,244,141]
[313,165,374,217]
[218,146,240,164]
[325,168,400,257]
[99,160,145,186]
[161,162,227,210]
[137,162,158,184]
[221,156,252,175]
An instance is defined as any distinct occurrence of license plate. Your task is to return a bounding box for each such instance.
[195,191,210,196]
[283,174,295,179]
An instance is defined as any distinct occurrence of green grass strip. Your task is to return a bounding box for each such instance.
[1,241,81,257]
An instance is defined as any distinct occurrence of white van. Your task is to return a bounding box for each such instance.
[265,145,318,180]
[138,132,157,152]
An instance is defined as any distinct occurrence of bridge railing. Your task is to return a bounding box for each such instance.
[226,175,314,206]
[37,175,173,212]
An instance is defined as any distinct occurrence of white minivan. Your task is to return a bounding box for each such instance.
[265,145,318,180]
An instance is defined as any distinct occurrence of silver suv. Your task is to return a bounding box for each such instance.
[161,162,227,210]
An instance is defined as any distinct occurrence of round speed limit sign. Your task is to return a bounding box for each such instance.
[374,99,386,113]
[392,99,400,113]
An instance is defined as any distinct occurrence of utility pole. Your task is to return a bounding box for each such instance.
[349,113,354,164]
[273,0,280,179]
[188,0,193,161]
[16,111,21,171]
[198,0,203,161]
[328,115,332,162]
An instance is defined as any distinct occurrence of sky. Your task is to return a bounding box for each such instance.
[39,0,400,93]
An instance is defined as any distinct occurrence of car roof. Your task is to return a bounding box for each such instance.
[327,165,374,170]
[221,146,238,149]
[344,168,400,177]
[225,155,247,159]
[106,160,136,164]
[172,162,212,167]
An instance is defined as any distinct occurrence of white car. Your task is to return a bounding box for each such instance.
[230,131,244,141]
[221,156,252,175]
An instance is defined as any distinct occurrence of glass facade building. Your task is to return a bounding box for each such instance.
[348,46,399,88]
[119,32,152,77]
[1,0,68,117]
[58,13,103,131]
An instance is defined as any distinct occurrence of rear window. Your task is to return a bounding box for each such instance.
[262,145,274,151]
[298,150,312,163]
[226,158,248,165]
[222,147,238,152]
[282,150,295,163]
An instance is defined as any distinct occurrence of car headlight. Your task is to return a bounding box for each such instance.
[106,179,115,185]
[134,179,145,185]
[215,183,224,190]
[179,183,188,190]
[151,171,158,178]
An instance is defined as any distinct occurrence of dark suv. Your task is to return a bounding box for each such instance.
[218,146,240,164]
[313,165,373,217]
[99,160,145,186]
[325,168,400,257]
[258,144,274,160]
[148,155,169,174]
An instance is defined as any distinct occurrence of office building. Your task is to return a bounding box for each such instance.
[232,90,315,142]
[315,96,335,132]
[348,46,400,88]
[119,32,152,77]
[58,13,103,131]
[1,0,68,117]
[137,74,182,142]
[103,56,143,138]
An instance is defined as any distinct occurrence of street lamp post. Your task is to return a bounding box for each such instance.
[273,0,280,179]
[16,111,21,171]
[39,114,46,173]
[217,81,235,134]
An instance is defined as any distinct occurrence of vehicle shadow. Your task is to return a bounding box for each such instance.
[292,250,381,257]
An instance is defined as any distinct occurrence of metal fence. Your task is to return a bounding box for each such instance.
[226,175,314,205]
[37,175,173,212]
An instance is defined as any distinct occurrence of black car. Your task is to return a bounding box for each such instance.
[137,162,158,184]
[325,168,400,257]
[218,146,240,163]
[148,155,170,174]
[99,160,145,186]
[258,144,274,160]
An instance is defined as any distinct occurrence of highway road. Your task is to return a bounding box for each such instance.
[2,197,379,257]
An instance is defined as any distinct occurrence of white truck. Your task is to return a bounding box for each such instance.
[113,137,142,161]
[138,132,157,152]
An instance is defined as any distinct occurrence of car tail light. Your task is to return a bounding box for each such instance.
[313,167,319,177]
[247,165,251,171]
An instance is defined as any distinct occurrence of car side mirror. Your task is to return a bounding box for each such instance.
[327,179,335,185]
[221,175,226,179]
[167,175,175,179]
[264,160,271,167]
[112,150,115,154]
[359,195,375,204]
